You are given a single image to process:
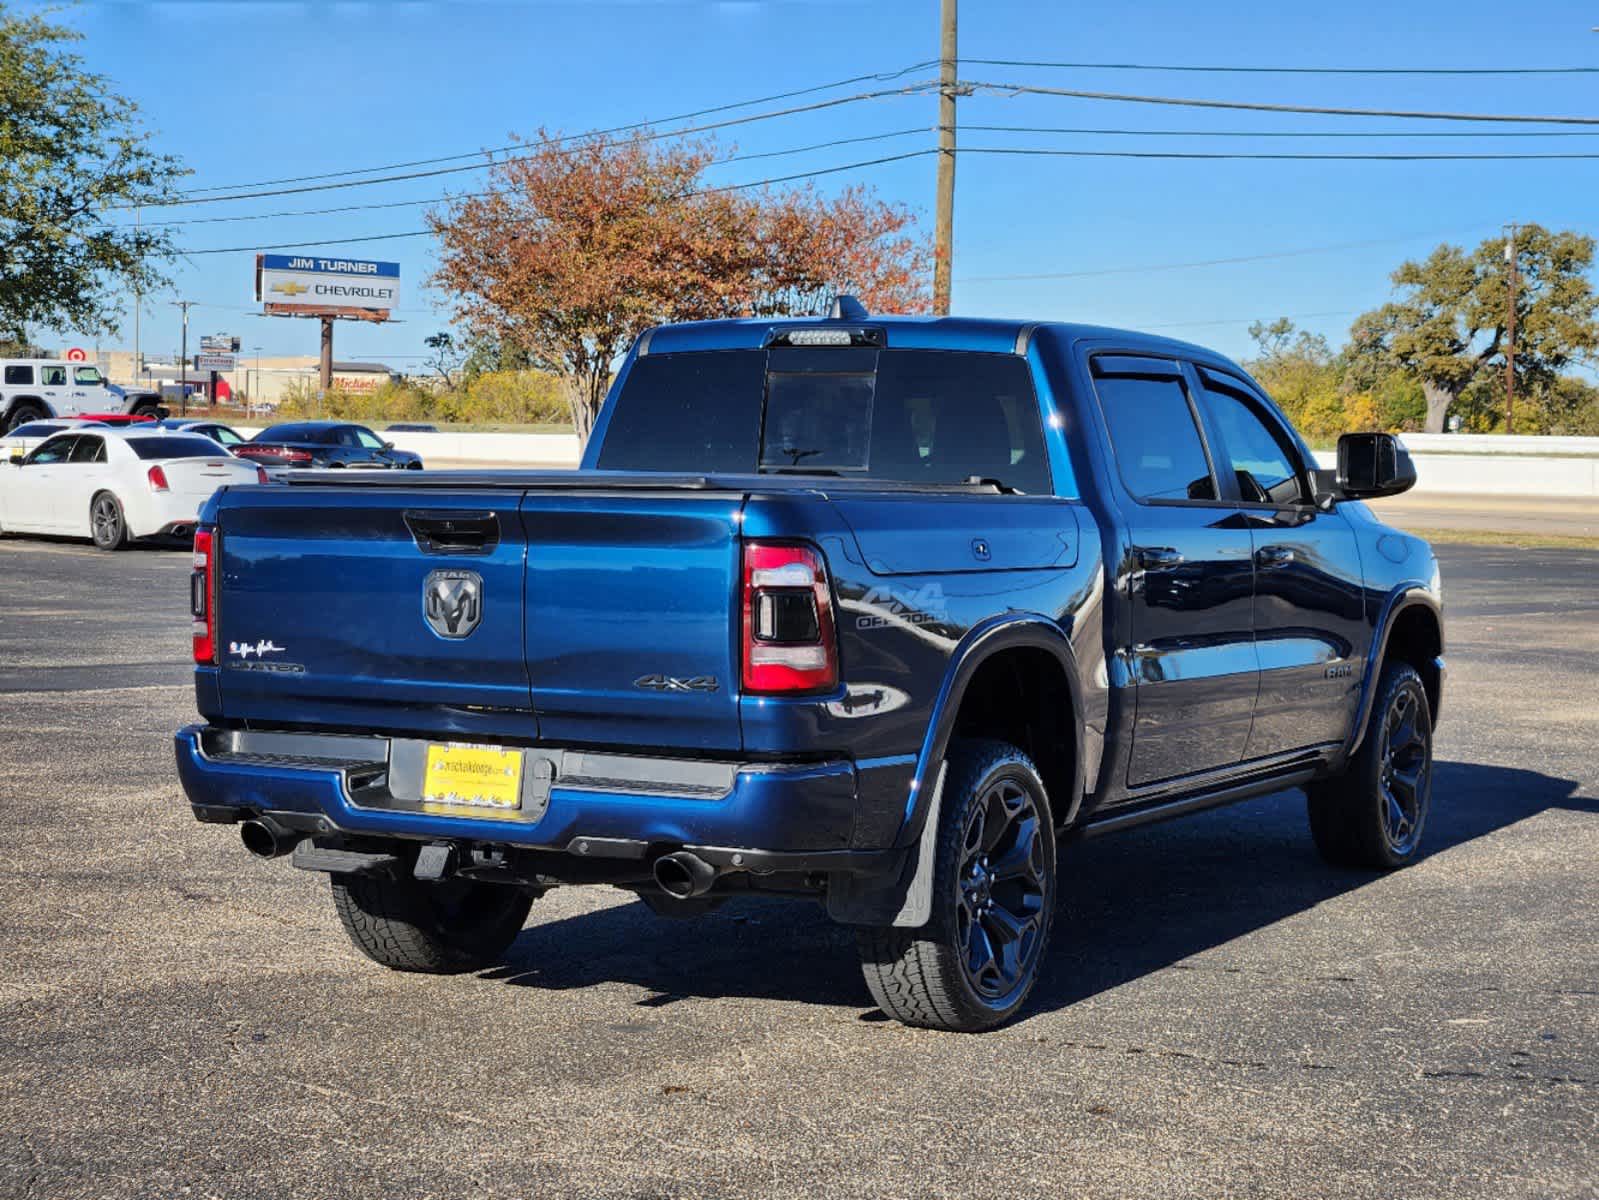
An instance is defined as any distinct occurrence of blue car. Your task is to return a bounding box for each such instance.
[174,300,1442,1031]
[156,419,248,451]
[234,420,423,471]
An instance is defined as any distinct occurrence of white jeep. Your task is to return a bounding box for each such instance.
[1,360,165,432]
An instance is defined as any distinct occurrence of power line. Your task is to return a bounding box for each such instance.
[962,58,1599,77]
[1147,308,1361,331]
[967,79,1599,125]
[131,128,932,229]
[961,145,1599,161]
[956,226,1498,283]
[965,122,1599,139]
[149,82,937,208]
[179,150,936,255]
[178,61,939,196]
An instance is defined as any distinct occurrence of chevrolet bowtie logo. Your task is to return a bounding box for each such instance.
[271,281,310,296]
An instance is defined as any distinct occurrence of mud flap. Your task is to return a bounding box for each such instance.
[824,762,946,929]
[890,761,947,928]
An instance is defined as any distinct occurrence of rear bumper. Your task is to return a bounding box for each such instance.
[174,724,905,880]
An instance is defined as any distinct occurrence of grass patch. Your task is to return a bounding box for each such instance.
[1404,527,1599,551]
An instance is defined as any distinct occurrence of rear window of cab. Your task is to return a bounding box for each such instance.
[596,348,1054,495]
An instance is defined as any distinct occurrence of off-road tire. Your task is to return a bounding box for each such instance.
[4,401,46,434]
[89,492,128,551]
[857,739,1056,1032]
[1307,661,1434,869]
[331,873,534,974]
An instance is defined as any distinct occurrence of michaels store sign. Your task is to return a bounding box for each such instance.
[256,254,401,319]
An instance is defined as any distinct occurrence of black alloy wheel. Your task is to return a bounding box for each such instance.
[955,774,1050,1001]
[1377,682,1430,856]
[90,493,128,551]
[1307,661,1434,869]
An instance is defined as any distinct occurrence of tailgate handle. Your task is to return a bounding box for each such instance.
[404,510,500,555]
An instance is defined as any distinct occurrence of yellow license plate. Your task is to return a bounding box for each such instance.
[421,743,524,812]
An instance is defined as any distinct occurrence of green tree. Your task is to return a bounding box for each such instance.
[1348,226,1599,433]
[0,5,185,343]
[1244,318,1345,437]
[421,331,464,388]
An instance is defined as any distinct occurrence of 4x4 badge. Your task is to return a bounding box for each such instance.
[423,569,483,638]
[634,674,719,693]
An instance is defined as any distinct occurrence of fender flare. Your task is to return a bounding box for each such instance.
[900,613,1087,848]
[1341,584,1443,760]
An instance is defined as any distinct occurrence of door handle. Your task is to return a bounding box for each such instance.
[404,510,500,555]
[1255,545,1296,569]
[1134,546,1184,569]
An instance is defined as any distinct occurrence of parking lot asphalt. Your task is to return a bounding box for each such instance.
[0,536,1593,1200]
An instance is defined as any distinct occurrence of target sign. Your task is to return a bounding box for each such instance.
[64,347,88,362]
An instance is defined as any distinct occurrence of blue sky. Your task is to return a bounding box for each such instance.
[33,0,1599,370]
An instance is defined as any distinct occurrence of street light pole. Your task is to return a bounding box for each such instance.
[173,299,194,417]
[1503,223,1520,435]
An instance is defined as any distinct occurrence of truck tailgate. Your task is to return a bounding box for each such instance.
[521,491,744,753]
[211,480,748,754]
[213,487,537,742]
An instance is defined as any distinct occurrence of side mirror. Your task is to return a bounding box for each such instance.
[1335,432,1416,500]
[383,441,395,451]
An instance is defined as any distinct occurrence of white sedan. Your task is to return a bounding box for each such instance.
[0,428,267,550]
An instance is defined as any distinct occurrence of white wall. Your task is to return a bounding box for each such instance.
[1313,435,1599,499]
[238,429,1599,497]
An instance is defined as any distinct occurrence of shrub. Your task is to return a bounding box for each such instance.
[271,371,568,425]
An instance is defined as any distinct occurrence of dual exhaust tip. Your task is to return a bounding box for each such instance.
[240,818,300,860]
[651,850,720,899]
[243,822,723,901]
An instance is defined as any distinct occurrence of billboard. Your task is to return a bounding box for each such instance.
[255,254,401,321]
[194,353,237,371]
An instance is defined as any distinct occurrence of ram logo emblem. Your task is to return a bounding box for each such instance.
[423,569,483,638]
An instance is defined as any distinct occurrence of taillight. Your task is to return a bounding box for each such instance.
[191,528,217,665]
[147,464,170,492]
[237,445,311,464]
[741,541,838,694]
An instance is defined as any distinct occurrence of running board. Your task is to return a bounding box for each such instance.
[1077,768,1317,839]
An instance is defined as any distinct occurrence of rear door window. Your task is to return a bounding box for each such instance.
[40,366,67,386]
[68,436,106,464]
[1092,366,1217,503]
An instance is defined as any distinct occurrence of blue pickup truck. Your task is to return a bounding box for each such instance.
[175,301,1443,1032]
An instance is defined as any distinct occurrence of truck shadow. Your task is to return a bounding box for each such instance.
[482,761,1591,1018]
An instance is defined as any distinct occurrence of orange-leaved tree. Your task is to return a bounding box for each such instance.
[427,130,930,441]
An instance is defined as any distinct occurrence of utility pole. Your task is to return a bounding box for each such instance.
[172,299,194,417]
[319,316,334,394]
[933,0,958,316]
[1503,223,1520,435]
[133,206,142,385]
